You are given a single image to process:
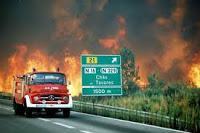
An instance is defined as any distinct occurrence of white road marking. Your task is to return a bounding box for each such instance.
[0,103,187,133]
[38,118,50,122]
[0,104,96,133]
[53,122,75,129]
[80,130,94,133]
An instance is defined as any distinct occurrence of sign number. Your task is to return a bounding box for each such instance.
[86,57,98,64]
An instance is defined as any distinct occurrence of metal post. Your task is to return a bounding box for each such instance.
[92,98,95,114]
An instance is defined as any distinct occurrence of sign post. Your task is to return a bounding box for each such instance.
[81,55,122,96]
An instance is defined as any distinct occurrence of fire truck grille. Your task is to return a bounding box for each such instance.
[40,95,62,101]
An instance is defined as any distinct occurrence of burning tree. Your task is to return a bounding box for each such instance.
[120,47,140,95]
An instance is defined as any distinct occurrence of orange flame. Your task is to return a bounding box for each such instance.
[63,54,81,96]
[0,44,81,96]
[99,38,120,53]
[188,64,200,88]
[26,50,59,72]
[0,71,3,92]
[136,80,147,89]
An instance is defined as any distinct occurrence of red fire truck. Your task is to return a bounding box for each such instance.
[12,69,73,117]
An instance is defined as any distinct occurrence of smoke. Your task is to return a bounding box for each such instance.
[0,0,200,94]
[134,0,189,82]
[153,0,200,83]
[99,16,127,53]
[52,0,86,40]
[95,0,109,11]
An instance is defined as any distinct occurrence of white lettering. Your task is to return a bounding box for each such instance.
[84,68,96,74]
[44,87,59,90]
[96,80,114,85]
[100,68,118,74]
[96,75,108,80]
[93,89,106,94]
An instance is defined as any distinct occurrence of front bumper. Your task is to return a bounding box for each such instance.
[25,95,73,108]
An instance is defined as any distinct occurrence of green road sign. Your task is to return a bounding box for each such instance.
[81,55,122,96]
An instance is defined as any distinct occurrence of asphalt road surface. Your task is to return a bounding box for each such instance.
[0,104,187,133]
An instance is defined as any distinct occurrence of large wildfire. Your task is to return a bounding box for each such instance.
[0,0,200,95]
[0,44,82,96]
[0,43,199,96]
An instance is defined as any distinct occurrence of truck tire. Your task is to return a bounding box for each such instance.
[13,100,24,115]
[25,108,32,118]
[24,102,32,117]
[63,109,70,118]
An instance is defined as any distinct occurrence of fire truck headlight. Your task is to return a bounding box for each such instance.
[63,96,69,102]
[33,96,39,102]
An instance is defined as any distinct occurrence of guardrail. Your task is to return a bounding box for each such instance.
[0,95,199,132]
[72,101,196,132]
[0,98,12,106]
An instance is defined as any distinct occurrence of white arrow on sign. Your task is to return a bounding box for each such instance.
[112,57,117,63]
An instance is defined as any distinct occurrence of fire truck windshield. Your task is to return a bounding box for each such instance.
[29,73,66,85]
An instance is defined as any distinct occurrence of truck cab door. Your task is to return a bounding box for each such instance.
[15,81,23,103]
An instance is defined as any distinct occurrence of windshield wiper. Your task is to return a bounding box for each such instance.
[32,82,45,85]
[45,82,57,84]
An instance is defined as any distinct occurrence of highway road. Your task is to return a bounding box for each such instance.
[0,104,187,133]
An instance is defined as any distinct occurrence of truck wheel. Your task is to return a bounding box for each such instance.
[24,102,32,117]
[13,101,20,115]
[25,108,32,118]
[13,100,24,115]
[63,109,70,118]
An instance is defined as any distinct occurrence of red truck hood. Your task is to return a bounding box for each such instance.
[29,84,68,94]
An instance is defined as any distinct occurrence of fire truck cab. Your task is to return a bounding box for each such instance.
[12,70,72,117]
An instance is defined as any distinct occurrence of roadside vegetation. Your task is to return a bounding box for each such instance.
[0,47,199,132]
[76,47,200,132]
